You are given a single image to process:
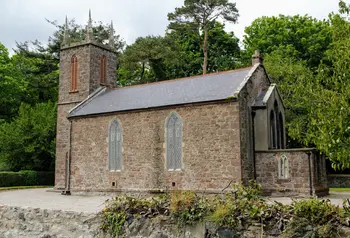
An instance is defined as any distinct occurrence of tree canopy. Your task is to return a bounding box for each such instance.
[168,0,239,74]
[243,15,332,68]
[264,1,350,169]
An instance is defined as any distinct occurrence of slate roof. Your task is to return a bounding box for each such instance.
[69,66,255,118]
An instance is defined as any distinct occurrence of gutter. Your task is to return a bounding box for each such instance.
[68,97,239,119]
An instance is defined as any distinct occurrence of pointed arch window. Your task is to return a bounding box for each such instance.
[279,112,284,149]
[166,112,182,170]
[100,55,107,84]
[274,101,280,148]
[279,154,289,179]
[108,119,122,171]
[71,55,78,91]
[270,110,277,149]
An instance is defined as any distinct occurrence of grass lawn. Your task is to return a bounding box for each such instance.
[0,186,53,191]
[329,188,350,192]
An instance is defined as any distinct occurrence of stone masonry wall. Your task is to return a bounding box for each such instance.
[0,205,276,238]
[2,205,348,238]
[59,43,116,102]
[69,102,241,193]
[255,149,328,196]
[328,174,350,188]
[239,65,270,184]
[55,43,116,190]
[55,103,77,190]
[0,205,103,238]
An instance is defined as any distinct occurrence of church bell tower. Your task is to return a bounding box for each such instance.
[55,11,117,191]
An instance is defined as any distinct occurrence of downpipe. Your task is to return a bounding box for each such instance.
[62,120,72,195]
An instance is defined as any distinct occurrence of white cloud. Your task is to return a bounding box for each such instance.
[0,0,340,52]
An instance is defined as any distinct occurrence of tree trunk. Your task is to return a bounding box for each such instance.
[202,24,208,75]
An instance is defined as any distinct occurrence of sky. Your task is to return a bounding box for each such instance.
[0,0,340,53]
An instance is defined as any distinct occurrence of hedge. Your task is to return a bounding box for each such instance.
[0,170,54,187]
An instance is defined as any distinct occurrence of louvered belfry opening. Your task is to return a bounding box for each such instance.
[100,55,107,84]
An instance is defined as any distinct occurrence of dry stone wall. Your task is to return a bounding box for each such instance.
[0,205,269,238]
[2,205,349,238]
[0,205,103,238]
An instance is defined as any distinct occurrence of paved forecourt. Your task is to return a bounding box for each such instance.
[0,188,110,213]
[0,188,348,213]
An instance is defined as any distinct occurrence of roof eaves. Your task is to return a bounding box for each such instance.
[233,63,260,97]
[68,98,237,119]
[68,86,107,118]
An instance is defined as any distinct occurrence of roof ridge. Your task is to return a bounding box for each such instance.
[109,66,253,91]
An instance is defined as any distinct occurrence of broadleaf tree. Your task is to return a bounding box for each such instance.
[243,15,332,68]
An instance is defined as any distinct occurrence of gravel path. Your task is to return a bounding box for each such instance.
[1,188,349,213]
[0,188,111,213]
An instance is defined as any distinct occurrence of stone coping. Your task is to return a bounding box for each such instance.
[328,174,350,177]
[61,40,116,53]
[55,188,237,195]
[255,148,316,153]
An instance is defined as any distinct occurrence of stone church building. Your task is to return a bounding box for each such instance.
[55,15,329,196]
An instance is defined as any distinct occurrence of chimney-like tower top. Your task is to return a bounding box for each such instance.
[252,49,263,65]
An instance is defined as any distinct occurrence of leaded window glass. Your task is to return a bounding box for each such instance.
[100,55,106,84]
[109,119,122,171]
[166,112,182,170]
[279,154,288,179]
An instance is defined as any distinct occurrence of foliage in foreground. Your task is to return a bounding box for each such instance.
[100,184,349,237]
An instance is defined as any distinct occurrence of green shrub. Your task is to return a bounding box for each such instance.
[100,195,169,237]
[208,182,266,230]
[170,190,208,226]
[100,184,348,237]
[283,198,345,238]
[0,170,54,187]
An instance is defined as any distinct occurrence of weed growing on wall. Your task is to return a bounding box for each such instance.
[170,190,209,226]
[284,199,345,238]
[100,195,169,236]
[100,184,349,237]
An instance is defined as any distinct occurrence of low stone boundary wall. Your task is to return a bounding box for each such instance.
[0,205,265,238]
[1,204,350,238]
[0,205,103,238]
[328,174,350,188]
